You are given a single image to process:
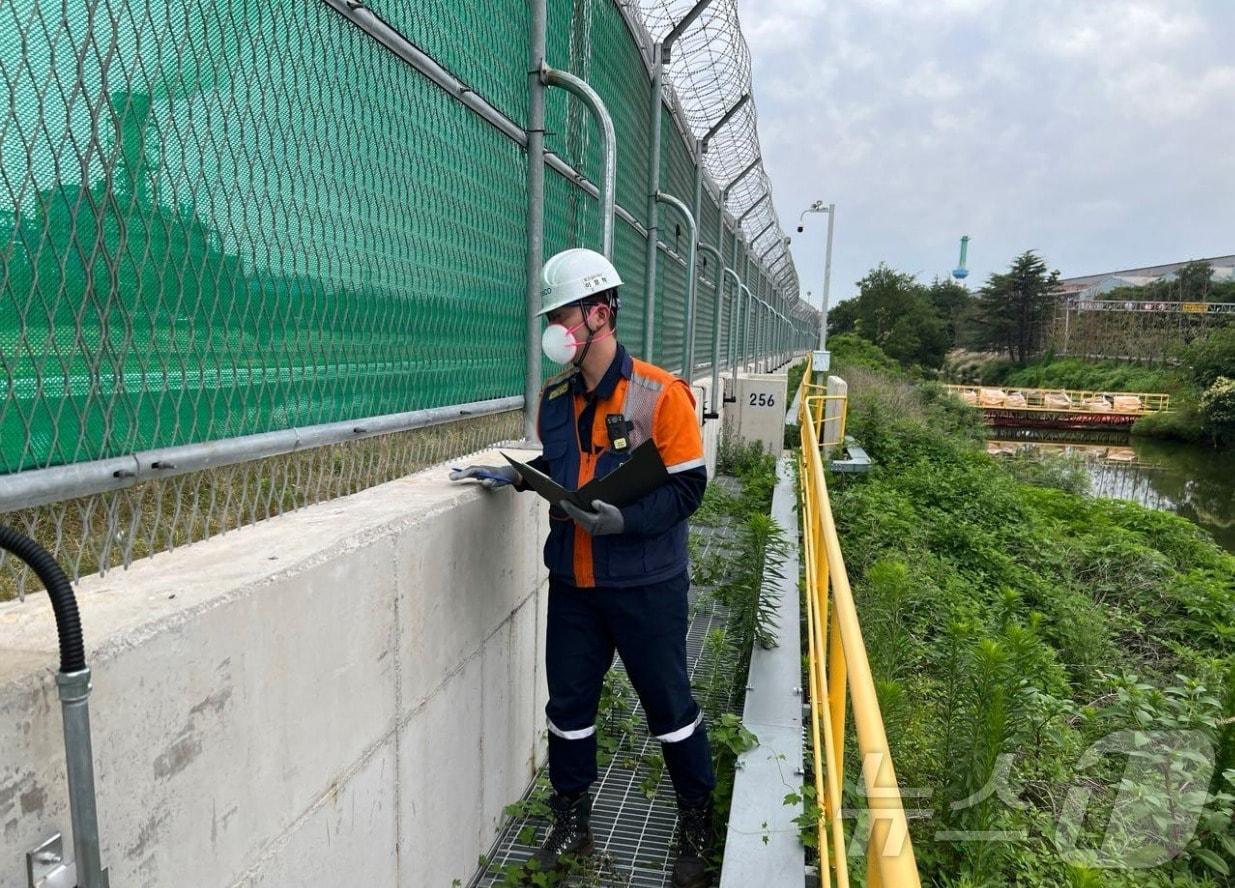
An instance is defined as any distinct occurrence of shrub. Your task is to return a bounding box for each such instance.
[1199,376,1235,446]
[1183,327,1235,391]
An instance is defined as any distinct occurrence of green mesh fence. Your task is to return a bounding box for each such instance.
[1,0,527,474]
[591,2,652,227]
[0,0,817,601]
[1,0,805,482]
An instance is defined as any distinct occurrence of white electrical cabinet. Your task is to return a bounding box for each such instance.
[725,373,788,457]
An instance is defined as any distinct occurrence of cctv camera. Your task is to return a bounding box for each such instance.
[796,225,803,233]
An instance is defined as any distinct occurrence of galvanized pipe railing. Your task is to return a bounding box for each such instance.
[723,267,742,391]
[642,41,665,363]
[541,65,616,260]
[737,282,752,380]
[0,396,523,512]
[654,191,698,378]
[695,241,729,418]
[641,0,713,363]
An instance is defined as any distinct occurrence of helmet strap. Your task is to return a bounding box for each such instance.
[571,303,611,368]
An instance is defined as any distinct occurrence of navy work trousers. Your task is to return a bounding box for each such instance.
[545,571,716,804]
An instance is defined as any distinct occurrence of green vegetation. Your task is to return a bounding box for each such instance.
[829,365,1235,886]
[982,355,1184,394]
[826,251,1061,373]
[828,265,967,371]
[829,252,1234,448]
[972,251,1061,363]
[1185,327,1235,390]
[1198,377,1235,445]
[827,332,908,377]
[785,356,810,402]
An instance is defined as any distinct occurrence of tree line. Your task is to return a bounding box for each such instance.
[829,254,1233,369]
[827,250,1062,367]
[825,253,1235,446]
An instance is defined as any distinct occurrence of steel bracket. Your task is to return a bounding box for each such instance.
[26,835,76,888]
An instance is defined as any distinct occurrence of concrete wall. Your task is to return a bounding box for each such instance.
[0,447,549,888]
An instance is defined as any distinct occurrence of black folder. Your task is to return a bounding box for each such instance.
[502,439,670,510]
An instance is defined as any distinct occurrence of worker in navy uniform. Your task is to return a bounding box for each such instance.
[452,248,715,886]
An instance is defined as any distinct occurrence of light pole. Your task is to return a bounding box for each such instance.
[798,200,835,353]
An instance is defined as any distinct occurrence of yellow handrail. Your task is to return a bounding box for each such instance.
[797,367,921,887]
[798,382,847,449]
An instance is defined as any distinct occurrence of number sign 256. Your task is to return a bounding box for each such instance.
[748,392,776,407]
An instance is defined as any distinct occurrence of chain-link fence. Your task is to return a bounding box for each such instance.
[1,0,818,599]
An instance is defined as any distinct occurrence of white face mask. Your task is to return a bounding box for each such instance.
[541,308,612,365]
[541,321,581,364]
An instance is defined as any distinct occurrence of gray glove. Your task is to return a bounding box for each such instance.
[561,499,625,536]
[448,464,521,489]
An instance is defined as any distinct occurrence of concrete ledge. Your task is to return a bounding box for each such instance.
[0,448,549,888]
[720,456,805,887]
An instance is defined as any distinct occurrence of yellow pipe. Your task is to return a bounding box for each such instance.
[819,558,849,884]
[798,368,921,887]
[799,459,832,887]
[799,376,850,884]
[808,445,921,886]
[828,614,847,803]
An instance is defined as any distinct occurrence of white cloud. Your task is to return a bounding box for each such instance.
[741,0,1235,302]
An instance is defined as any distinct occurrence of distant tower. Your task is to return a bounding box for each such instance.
[952,235,970,282]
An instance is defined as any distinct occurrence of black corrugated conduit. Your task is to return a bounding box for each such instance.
[0,524,85,672]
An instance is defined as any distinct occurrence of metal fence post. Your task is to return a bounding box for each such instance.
[727,258,741,384]
[721,268,736,407]
[525,0,547,441]
[688,143,705,382]
[751,283,760,372]
[736,282,745,380]
[642,43,664,362]
[758,280,768,371]
[696,242,727,417]
[756,277,763,369]
[643,0,713,365]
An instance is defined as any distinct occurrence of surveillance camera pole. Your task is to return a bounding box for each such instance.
[799,202,835,351]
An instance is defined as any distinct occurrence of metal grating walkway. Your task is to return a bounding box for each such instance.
[469,479,748,888]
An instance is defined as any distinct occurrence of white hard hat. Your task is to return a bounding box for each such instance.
[538,248,623,316]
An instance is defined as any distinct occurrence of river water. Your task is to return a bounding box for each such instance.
[989,433,1235,554]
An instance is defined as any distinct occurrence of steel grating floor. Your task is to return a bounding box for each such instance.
[468,479,748,888]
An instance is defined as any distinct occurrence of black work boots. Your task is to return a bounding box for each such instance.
[672,796,715,888]
[524,790,715,886]
[526,790,594,878]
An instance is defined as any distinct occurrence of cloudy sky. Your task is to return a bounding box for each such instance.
[740,0,1235,307]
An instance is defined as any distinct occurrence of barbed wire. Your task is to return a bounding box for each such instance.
[633,0,800,297]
